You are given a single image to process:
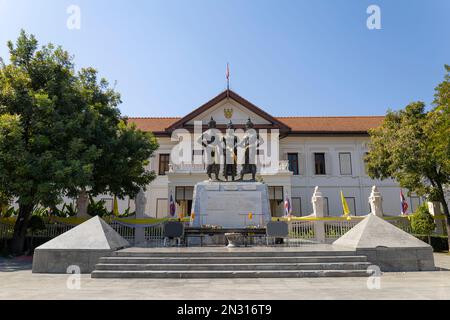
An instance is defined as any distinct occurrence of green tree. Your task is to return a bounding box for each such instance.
[64,67,158,213]
[0,31,158,255]
[0,191,11,212]
[366,66,450,248]
[411,204,436,244]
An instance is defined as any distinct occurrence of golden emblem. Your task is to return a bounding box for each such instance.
[224,108,233,119]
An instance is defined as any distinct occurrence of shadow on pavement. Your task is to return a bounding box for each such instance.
[0,256,33,272]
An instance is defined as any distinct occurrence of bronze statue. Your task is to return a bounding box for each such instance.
[239,118,264,181]
[222,121,238,181]
[199,117,221,180]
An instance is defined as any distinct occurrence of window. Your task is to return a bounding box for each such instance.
[158,154,170,175]
[175,187,194,201]
[292,197,302,216]
[339,152,352,175]
[288,153,299,175]
[344,197,356,216]
[268,186,284,201]
[314,153,326,175]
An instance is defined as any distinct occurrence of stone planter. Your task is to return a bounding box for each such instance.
[225,233,244,247]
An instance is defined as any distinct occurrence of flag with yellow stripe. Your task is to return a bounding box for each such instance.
[340,191,351,217]
[113,196,119,217]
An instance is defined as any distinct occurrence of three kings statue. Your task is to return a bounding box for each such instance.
[199,117,263,182]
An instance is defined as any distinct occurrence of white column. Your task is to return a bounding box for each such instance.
[76,189,89,218]
[428,201,446,235]
[134,188,147,245]
[312,187,326,243]
[368,186,384,217]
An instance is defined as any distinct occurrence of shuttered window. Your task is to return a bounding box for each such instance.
[339,152,352,175]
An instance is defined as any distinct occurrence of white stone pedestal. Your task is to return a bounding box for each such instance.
[190,181,271,229]
[312,187,326,244]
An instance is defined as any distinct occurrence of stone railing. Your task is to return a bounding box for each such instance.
[0,218,166,246]
[2,214,438,246]
[169,163,206,173]
[169,160,292,174]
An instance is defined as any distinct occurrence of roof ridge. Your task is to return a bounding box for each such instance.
[276,116,385,119]
[129,115,385,119]
[127,116,182,119]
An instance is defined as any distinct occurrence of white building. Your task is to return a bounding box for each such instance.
[110,90,423,218]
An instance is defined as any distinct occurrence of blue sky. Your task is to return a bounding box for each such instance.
[0,0,449,117]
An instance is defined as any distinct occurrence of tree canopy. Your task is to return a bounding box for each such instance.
[366,65,450,246]
[0,30,158,254]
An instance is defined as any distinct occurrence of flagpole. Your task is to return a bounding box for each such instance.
[226,63,230,100]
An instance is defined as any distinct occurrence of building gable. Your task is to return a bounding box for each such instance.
[166,90,291,133]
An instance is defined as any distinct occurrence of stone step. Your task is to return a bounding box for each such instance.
[91,269,371,279]
[99,255,367,265]
[113,250,358,258]
[95,262,371,271]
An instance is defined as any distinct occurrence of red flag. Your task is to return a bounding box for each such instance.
[284,197,292,216]
[169,194,176,217]
[400,191,409,215]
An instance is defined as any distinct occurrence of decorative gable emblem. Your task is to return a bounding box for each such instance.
[224,108,233,119]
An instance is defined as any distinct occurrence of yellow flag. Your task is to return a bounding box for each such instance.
[340,191,350,217]
[113,196,119,217]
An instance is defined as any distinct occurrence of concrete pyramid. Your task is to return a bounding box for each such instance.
[37,216,129,250]
[333,214,430,249]
[33,216,129,273]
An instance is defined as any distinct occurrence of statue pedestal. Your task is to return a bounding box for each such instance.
[191,181,271,229]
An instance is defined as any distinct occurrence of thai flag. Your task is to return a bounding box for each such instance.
[400,191,409,215]
[169,194,176,217]
[284,197,292,216]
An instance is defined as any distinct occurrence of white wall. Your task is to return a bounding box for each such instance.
[9,135,420,219]
[280,136,404,216]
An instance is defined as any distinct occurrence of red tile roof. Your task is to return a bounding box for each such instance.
[128,116,385,135]
[277,116,385,134]
[129,117,181,133]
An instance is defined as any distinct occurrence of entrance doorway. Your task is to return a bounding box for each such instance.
[175,186,194,217]
[268,186,284,217]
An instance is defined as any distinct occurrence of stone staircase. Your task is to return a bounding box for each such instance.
[91,249,372,278]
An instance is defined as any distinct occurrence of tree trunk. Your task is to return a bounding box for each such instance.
[434,181,450,250]
[438,192,450,250]
[76,189,89,217]
[9,203,34,256]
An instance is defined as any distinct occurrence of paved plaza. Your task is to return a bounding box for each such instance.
[0,253,449,300]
